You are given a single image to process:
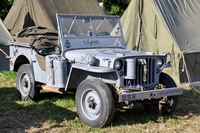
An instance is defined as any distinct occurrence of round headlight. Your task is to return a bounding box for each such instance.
[157,58,164,68]
[114,60,122,70]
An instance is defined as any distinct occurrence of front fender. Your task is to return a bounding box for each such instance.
[64,64,117,90]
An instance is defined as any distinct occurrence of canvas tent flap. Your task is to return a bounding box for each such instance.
[121,0,200,83]
[154,0,200,54]
[4,0,105,35]
[0,19,13,45]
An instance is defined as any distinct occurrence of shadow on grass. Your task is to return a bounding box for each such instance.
[112,103,160,126]
[0,86,199,131]
[175,88,200,115]
[0,87,77,132]
[38,91,75,101]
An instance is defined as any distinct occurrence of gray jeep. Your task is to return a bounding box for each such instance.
[9,14,182,128]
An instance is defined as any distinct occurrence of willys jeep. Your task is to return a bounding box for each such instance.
[8,14,183,128]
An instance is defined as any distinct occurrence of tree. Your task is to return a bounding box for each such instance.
[98,0,131,16]
[0,0,13,20]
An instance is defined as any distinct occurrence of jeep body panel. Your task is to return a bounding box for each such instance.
[9,42,47,83]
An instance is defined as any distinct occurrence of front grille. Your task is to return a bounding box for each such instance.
[123,57,156,87]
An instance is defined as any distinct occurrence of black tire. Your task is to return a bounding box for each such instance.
[75,79,115,128]
[143,73,179,115]
[16,64,40,101]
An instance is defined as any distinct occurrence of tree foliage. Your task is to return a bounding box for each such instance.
[98,0,131,16]
[0,0,13,20]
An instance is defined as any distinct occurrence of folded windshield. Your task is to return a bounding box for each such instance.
[59,15,122,37]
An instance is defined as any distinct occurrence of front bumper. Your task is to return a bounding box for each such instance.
[118,87,183,102]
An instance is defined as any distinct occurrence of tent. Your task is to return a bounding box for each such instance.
[121,0,200,84]
[0,19,13,45]
[0,0,104,70]
[4,0,105,35]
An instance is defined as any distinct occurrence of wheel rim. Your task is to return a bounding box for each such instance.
[19,72,31,97]
[80,89,101,120]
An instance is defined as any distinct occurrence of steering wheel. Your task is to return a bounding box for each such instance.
[63,33,76,37]
[96,31,110,36]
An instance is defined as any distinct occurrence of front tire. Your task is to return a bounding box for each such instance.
[143,73,179,115]
[75,79,115,128]
[16,64,40,101]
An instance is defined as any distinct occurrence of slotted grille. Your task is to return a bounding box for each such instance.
[124,58,156,87]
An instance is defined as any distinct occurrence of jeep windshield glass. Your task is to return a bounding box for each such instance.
[59,15,122,37]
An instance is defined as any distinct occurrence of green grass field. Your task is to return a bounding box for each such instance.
[0,71,200,133]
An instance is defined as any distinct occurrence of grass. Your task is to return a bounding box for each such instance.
[0,71,200,133]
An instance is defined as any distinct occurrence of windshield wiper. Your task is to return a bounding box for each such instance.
[68,16,77,34]
[96,17,106,30]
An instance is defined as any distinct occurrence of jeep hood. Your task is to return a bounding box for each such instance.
[64,48,156,68]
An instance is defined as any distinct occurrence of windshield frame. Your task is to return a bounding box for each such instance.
[56,14,126,54]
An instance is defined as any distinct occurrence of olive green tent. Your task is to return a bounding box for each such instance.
[121,0,200,84]
[4,0,105,35]
[0,19,12,45]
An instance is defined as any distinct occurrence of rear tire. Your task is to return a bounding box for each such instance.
[16,64,40,101]
[143,73,179,115]
[75,79,115,128]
